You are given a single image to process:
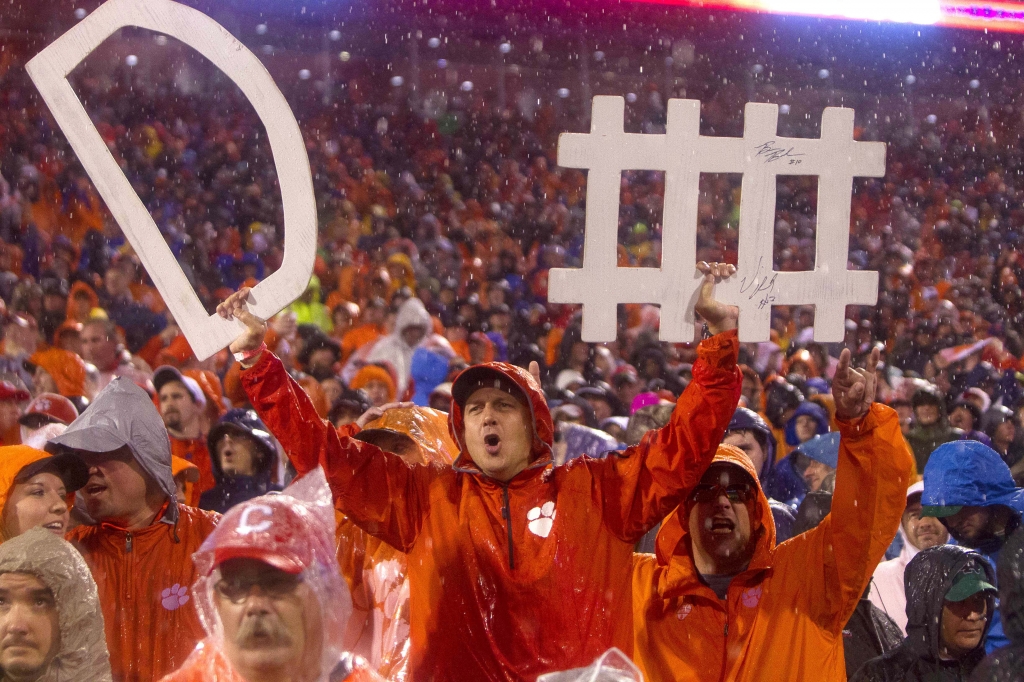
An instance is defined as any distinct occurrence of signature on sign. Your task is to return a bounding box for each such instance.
[754,141,804,165]
[739,257,778,310]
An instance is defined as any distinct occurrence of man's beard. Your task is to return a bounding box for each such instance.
[163,410,182,431]
[235,613,295,649]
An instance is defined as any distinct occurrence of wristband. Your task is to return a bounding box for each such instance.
[234,342,267,364]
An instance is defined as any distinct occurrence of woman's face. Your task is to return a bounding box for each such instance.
[4,471,68,538]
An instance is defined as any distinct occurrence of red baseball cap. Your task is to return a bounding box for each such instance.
[19,393,79,428]
[0,381,30,403]
[209,497,316,575]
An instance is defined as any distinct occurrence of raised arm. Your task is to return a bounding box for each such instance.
[219,289,431,551]
[594,263,742,542]
[780,348,915,632]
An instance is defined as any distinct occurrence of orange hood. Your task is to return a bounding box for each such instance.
[361,406,458,465]
[653,444,776,594]
[28,348,88,398]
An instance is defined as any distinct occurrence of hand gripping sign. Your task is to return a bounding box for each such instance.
[26,0,316,361]
[549,96,886,343]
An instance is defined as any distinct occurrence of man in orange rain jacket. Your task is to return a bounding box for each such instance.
[217,262,742,682]
[631,348,914,682]
[48,377,219,682]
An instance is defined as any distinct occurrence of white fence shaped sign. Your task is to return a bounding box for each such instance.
[548,96,886,343]
[26,0,316,361]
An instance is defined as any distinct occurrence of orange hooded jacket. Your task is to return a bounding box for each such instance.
[631,403,914,682]
[241,331,741,682]
[67,504,219,682]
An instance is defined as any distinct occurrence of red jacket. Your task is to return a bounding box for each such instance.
[242,331,741,682]
[68,504,219,682]
[632,405,914,681]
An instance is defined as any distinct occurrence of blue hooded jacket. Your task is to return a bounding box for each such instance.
[922,439,1024,654]
[727,408,795,542]
[784,400,830,446]
[410,347,451,407]
[765,431,841,512]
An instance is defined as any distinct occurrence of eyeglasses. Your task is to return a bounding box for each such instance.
[688,483,756,505]
[214,573,302,603]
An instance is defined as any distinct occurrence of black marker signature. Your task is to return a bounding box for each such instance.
[754,141,804,164]
[739,257,778,309]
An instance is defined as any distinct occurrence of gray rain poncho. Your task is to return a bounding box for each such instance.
[47,376,178,524]
[0,527,113,681]
[853,545,995,682]
[971,526,1024,681]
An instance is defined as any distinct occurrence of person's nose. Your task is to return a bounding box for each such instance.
[3,605,31,634]
[241,587,274,612]
[713,492,733,511]
[48,492,66,515]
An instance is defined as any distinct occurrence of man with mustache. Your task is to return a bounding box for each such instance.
[632,347,915,682]
[160,470,380,682]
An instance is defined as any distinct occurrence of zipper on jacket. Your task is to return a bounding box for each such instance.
[501,486,515,570]
[125,531,133,553]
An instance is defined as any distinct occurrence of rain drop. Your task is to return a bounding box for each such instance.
[461,80,474,92]
[437,59,448,68]
[818,69,830,79]
[256,23,268,35]
[626,92,637,103]
[390,76,405,87]
[125,55,138,67]
[557,88,570,99]
[752,63,764,74]
[905,74,916,85]
[328,29,342,41]
[73,7,87,19]
[594,50,605,61]
[926,114,938,124]
[969,79,981,89]
[499,42,512,54]
[339,51,351,62]
[299,69,311,80]
[779,104,791,114]
[428,37,441,48]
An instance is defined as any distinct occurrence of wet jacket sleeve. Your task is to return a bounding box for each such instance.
[241,351,432,551]
[593,330,741,542]
[783,404,914,633]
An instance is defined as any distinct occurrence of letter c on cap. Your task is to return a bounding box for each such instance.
[236,504,274,536]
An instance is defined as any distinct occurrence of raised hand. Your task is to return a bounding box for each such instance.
[216,287,268,359]
[694,261,739,336]
[832,346,879,421]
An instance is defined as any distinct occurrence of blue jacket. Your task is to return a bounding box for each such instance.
[784,400,830,447]
[922,440,1024,654]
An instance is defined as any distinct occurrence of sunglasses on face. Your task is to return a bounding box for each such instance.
[214,573,302,603]
[688,483,756,505]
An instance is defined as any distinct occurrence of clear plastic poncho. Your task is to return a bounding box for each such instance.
[169,468,354,682]
[0,527,113,682]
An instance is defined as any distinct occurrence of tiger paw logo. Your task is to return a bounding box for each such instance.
[161,584,190,611]
[527,501,556,538]
[741,586,762,608]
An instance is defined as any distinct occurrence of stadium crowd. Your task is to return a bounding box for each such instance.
[0,25,1021,681]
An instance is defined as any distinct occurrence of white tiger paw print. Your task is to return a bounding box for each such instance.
[527,501,556,538]
[161,583,190,611]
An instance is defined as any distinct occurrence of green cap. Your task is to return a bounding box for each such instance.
[920,505,963,518]
[945,570,997,602]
